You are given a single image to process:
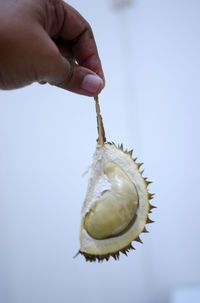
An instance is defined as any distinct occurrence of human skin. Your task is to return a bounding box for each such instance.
[0,0,105,96]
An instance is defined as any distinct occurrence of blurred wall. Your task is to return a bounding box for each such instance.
[0,1,200,303]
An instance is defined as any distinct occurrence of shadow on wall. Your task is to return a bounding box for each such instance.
[110,0,136,10]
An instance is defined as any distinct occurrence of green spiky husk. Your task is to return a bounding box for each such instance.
[79,142,156,262]
[79,97,156,262]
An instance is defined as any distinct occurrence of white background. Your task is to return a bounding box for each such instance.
[0,0,200,302]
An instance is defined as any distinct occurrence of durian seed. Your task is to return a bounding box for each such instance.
[84,161,139,240]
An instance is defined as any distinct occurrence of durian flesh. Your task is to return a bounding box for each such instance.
[84,160,138,240]
[79,97,155,262]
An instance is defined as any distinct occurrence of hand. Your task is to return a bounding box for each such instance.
[0,0,105,96]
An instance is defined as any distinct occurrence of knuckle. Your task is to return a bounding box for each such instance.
[39,47,60,78]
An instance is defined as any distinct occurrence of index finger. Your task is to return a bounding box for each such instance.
[60,2,105,84]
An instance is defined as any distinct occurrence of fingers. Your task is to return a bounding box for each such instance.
[42,44,104,96]
[59,2,105,85]
[38,1,105,96]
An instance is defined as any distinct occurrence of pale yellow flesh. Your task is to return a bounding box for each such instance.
[80,143,150,256]
[84,162,138,239]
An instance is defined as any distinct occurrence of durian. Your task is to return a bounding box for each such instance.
[78,96,155,262]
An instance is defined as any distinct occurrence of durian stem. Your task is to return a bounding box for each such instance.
[94,96,106,146]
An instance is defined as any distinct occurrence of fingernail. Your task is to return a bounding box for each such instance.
[81,74,103,94]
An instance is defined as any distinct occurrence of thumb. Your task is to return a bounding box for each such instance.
[43,52,104,96]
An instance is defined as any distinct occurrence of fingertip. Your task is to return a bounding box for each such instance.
[79,53,105,87]
[45,50,104,96]
[96,68,105,88]
[81,74,104,95]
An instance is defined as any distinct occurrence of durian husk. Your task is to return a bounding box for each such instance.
[78,96,156,262]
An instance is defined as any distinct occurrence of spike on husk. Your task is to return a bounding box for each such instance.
[142,226,149,233]
[134,236,143,244]
[146,217,155,224]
